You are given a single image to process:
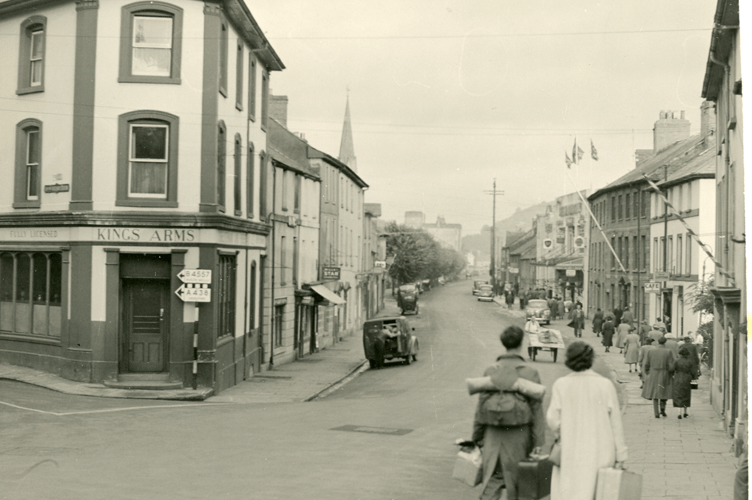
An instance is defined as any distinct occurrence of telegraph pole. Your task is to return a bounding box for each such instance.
[484,179,504,295]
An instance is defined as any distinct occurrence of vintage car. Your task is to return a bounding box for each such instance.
[472,280,489,295]
[362,316,419,368]
[397,284,419,315]
[477,284,494,302]
[525,299,551,325]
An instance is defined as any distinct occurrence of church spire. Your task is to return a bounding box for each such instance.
[338,93,357,172]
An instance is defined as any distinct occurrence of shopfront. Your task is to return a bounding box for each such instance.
[0,222,267,395]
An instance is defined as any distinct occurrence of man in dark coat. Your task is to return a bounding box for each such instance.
[613,306,623,327]
[591,308,604,337]
[638,320,651,344]
[601,316,615,352]
[641,337,675,418]
[472,326,545,500]
[568,303,585,338]
[372,326,397,369]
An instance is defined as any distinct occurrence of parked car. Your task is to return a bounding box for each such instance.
[472,280,489,295]
[477,285,494,302]
[525,299,551,325]
[362,316,419,368]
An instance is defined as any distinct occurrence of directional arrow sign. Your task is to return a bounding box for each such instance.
[175,283,211,302]
[177,269,212,284]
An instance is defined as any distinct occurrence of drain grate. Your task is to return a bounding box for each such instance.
[331,425,412,436]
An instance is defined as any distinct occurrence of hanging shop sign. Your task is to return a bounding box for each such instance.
[566,269,577,277]
[322,267,341,280]
[508,267,519,274]
[644,282,661,293]
[544,239,553,249]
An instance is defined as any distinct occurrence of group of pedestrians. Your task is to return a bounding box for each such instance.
[471,326,626,500]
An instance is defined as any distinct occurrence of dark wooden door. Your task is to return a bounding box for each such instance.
[123,279,169,372]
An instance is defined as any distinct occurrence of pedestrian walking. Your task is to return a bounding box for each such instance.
[641,337,675,418]
[653,316,667,333]
[591,308,604,337]
[638,320,651,345]
[546,342,628,500]
[471,326,545,500]
[568,303,585,338]
[637,337,656,388]
[615,321,631,354]
[680,336,699,373]
[557,299,565,321]
[621,306,634,328]
[649,326,664,344]
[664,333,680,359]
[672,346,700,419]
[601,316,615,353]
[623,329,640,373]
[613,306,623,327]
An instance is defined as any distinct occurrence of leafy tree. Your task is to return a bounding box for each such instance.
[686,276,716,367]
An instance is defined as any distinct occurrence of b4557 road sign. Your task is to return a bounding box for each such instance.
[177,269,212,284]
[175,283,211,302]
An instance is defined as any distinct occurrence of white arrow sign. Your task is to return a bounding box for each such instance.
[175,283,211,302]
[177,269,212,284]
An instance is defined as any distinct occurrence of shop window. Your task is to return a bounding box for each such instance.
[0,252,62,338]
[217,253,236,338]
[17,16,46,95]
[117,111,179,207]
[119,2,183,84]
[14,119,42,209]
[274,304,284,347]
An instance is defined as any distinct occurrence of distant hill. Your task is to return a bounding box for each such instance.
[462,201,549,259]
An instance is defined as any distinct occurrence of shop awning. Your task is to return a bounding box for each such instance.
[310,284,346,305]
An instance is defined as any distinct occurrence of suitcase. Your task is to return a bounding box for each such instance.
[452,446,483,487]
[595,467,642,500]
[517,458,554,500]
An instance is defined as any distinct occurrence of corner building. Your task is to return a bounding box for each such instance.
[0,0,283,394]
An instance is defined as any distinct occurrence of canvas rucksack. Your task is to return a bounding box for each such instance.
[475,363,533,427]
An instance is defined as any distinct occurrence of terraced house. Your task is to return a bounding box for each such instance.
[0,0,282,394]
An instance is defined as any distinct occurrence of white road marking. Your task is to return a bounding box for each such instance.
[0,399,226,416]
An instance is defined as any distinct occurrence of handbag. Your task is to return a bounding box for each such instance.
[690,379,699,390]
[548,439,561,466]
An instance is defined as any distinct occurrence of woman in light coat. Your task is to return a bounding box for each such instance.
[547,342,628,500]
[623,330,641,372]
[637,337,656,388]
[615,321,631,354]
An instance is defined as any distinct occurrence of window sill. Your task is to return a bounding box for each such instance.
[249,114,256,123]
[247,213,254,220]
[13,201,41,209]
[236,102,243,112]
[219,87,227,98]
[16,85,45,95]
[116,199,179,208]
[234,210,242,217]
[118,76,181,85]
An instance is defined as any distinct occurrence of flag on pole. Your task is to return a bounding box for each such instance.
[565,151,573,168]
[591,139,599,161]
[572,138,584,164]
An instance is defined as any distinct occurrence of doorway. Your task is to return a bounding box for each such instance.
[122,279,170,372]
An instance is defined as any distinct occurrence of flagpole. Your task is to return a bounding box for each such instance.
[564,169,626,273]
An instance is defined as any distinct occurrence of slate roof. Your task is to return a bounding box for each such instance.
[588,134,713,201]
[268,119,320,180]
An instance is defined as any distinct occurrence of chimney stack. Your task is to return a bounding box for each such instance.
[653,110,690,152]
[269,94,288,127]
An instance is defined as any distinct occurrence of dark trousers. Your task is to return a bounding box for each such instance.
[653,399,667,416]
[373,339,385,369]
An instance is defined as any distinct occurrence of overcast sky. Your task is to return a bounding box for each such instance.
[250,0,727,235]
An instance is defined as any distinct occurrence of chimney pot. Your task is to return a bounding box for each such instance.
[681,110,685,120]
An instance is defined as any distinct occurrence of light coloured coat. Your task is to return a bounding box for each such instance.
[546,370,628,500]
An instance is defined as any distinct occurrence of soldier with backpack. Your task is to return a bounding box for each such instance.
[471,326,546,500]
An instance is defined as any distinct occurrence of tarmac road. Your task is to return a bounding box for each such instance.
[0,282,575,500]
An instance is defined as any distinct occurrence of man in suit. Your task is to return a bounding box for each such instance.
[568,303,586,338]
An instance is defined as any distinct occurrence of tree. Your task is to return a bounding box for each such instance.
[384,223,466,286]
[686,276,716,367]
